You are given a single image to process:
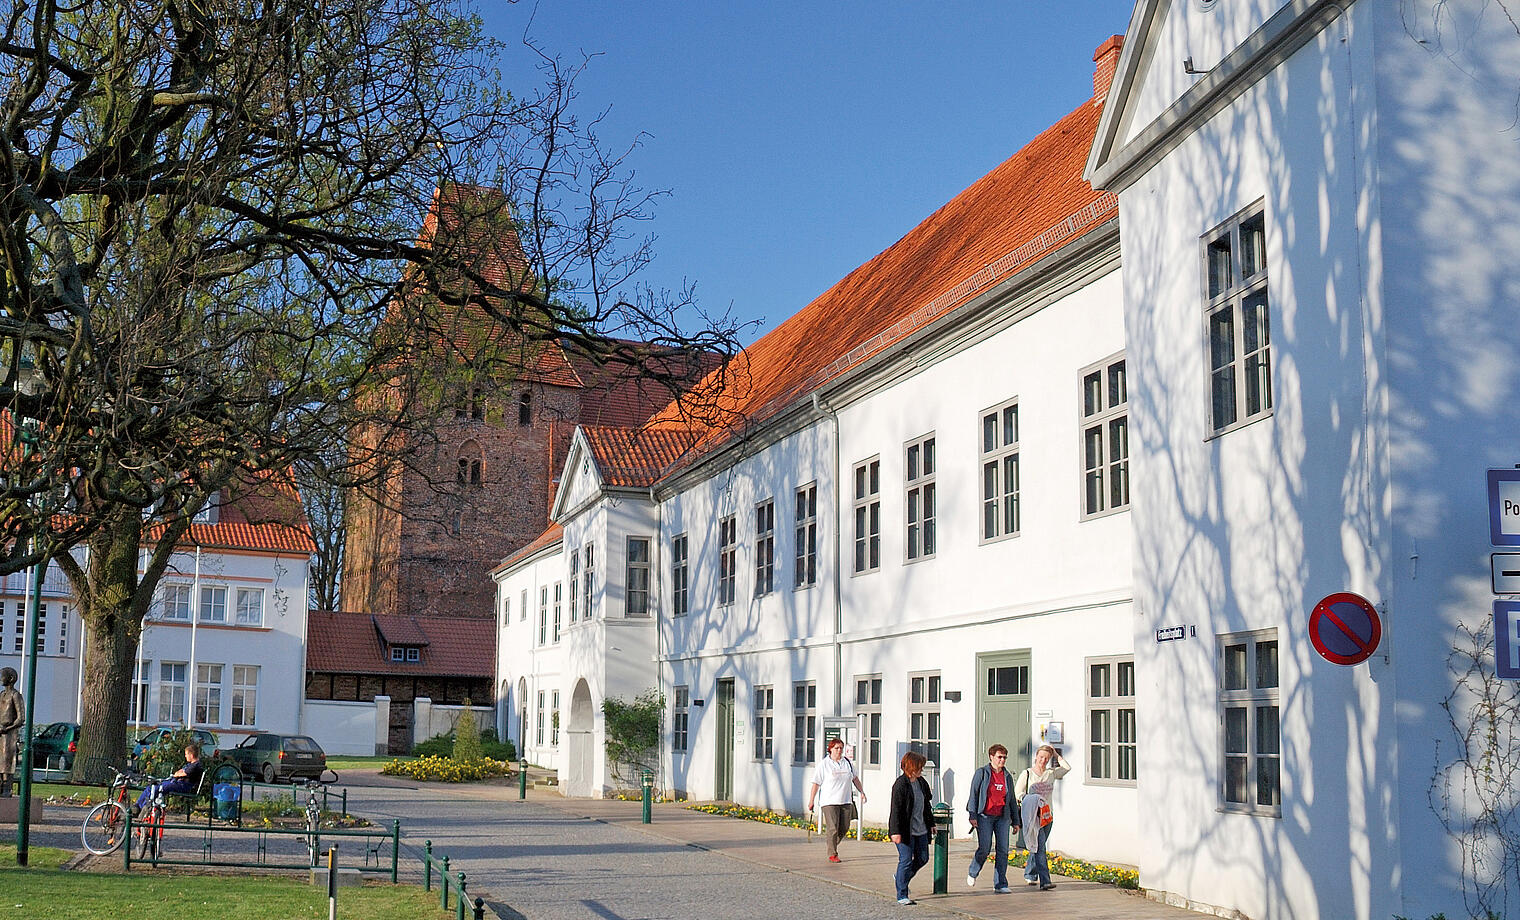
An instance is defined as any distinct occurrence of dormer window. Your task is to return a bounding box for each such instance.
[391,646,404,661]
[390,644,422,662]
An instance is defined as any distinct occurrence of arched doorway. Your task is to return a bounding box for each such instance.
[516,678,528,755]
[565,679,595,797]
[497,678,511,744]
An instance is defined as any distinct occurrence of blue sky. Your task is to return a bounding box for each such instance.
[482,2,1137,344]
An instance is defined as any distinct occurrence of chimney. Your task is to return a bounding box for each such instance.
[1093,35,1124,104]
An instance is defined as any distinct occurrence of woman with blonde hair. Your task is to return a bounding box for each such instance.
[1016,744,1069,890]
[888,750,936,905]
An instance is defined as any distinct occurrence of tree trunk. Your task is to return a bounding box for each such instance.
[68,514,147,783]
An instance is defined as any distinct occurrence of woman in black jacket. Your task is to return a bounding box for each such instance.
[888,750,936,905]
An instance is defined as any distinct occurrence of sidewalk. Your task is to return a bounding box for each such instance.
[538,795,1196,920]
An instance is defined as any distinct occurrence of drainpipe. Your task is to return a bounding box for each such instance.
[810,393,844,717]
[651,485,666,790]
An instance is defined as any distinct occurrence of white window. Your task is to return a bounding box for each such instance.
[671,534,689,617]
[130,659,150,724]
[794,484,817,589]
[626,536,651,616]
[161,584,192,621]
[58,604,68,654]
[235,587,263,626]
[195,663,222,725]
[754,500,775,597]
[551,690,561,746]
[391,646,405,662]
[1219,629,1281,815]
[753,685,774,762]
[536,690,545,745]
[718,516,737,606]
[583,543,596,619]
[538,588,548,646]
[569,548,580,623]
[520,588,527,622]
[1205,204,1273,433]
[231,665,258,727]
[908,671,941,765]
[855,674,882,768]
[1080,354,1129,518]
[672,685,690,752]
[406,647,419,662]
[158,662,187,724]
[501,594,510,627]
[792,681,817,764]
[980,400,1020,541]
[34,602,45,652]
[11,600,20,652]
[199,585,228,624]
[1086,656,1137,786]
[853,458,881,574]
[905,435,937,561]
[552,582,562,642]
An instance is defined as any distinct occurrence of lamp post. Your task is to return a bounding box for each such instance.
[14,417,46,866]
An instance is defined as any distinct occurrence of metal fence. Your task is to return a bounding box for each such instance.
[122,813,401,881]
[421,840,488,920]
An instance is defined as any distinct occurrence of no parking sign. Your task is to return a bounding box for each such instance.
[1309,592,1382,666]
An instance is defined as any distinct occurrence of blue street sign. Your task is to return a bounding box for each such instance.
[1488,469,1520,546]
[1497,601,1520,680]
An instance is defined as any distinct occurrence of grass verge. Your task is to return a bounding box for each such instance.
[0,851,445,920]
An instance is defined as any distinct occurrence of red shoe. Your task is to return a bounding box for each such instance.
[828,855,841,863]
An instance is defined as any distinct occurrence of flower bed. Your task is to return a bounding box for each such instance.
[380,755,512,782]
[685,803,1140,889]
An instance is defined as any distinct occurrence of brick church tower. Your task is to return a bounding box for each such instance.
[340,185,715,621]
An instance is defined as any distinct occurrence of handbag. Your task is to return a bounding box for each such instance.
[844,801,858,822]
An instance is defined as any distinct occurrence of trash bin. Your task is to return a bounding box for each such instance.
[213,782,241,820]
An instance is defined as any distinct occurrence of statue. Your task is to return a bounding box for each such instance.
[0,667,23,797]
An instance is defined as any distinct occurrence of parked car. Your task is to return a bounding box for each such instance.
[225,733,328,783]
[131,727,221,769]
[29,721,79,770]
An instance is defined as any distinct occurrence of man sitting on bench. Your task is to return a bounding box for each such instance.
[135,742,205,815]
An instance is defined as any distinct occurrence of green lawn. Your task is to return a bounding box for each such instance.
[324,754,393,773]
[0,847,445,920]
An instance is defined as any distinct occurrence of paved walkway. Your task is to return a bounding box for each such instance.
[338,773,1197,920]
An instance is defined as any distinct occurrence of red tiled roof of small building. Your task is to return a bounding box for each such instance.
[647,96,1117,468]
[306,610,495,677]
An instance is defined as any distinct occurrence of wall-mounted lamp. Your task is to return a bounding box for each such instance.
[943,691,962,703]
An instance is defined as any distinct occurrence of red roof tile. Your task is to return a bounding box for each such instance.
[181,521,316,555]
[306,610,495,677]
[581,426,701,489]
[648,96,1116,465]
[492,522,563,575]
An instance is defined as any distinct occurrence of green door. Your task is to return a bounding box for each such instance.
[976,650,1032,767]
[715,679,735,801]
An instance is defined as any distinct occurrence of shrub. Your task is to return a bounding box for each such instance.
[380,755,511,782]
[410,733,453,758]
[603,689,662,788]
[139,728,203,779]
[452,701,482,762]
[479,729,516,762]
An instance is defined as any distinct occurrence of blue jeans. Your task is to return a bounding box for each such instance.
[969,814,1012,887]
[136,777,194,811]
[1023,821,1053,885]
[894,833,930,899]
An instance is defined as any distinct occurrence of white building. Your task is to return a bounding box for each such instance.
[1085,1,1520,918]
[0,561,83,726]
[494,3,1519,916]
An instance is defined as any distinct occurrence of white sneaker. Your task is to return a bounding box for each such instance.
[897,897,916,906]
[966,873,977,887]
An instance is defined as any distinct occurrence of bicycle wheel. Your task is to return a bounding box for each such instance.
[137,807,162,860]
[82,801,127,855]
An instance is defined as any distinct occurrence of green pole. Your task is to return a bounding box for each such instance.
[14,547,45,866]
[518,759,527,800]
[455,873,467,920]
[440,856,449,910]
[641,769,653,824]
[390,820,399,884]
[931,803,952,895]
[423,840,432,891]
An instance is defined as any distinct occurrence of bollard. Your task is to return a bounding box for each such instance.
[327,846,338,920]
[518,759,527,800]
[456,872,467,920]
[931,803,953,894]
[423,841,433,891]
[440,855,450,910]
[472,896,486,920]
[641,769,654,824]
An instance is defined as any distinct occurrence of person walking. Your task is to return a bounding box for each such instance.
[965,743,1019,892]
[888,750,936,906]
[806,737,866,862]
[1016,744,1070,890]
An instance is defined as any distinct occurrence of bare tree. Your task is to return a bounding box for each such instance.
[0,0,739,777]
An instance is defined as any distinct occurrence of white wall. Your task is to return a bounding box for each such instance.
[303,699,379,756]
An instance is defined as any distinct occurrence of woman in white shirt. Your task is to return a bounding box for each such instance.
[1016,744,1070,890]
[806,737,866,862]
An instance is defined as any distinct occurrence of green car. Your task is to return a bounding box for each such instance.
[29,721,80,770]
[225,733,328,783]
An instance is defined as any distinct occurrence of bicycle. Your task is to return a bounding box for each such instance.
[80,766,166,858]
[301,770,339,867]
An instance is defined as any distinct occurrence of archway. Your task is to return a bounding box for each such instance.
[565,679,595,797]
[516,677,528,755]
[497,678,511,744]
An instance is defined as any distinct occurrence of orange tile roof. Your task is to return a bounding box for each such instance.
[492,521,564,575]
[181,520,316,555]
[648,95,1117,466]
[581,426,702,489]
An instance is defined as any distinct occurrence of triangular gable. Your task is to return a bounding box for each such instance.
[1087,0,1346,191]
[550,428,606,521]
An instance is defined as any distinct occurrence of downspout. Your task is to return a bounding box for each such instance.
[651,484,667,792]
[811,393,844,718]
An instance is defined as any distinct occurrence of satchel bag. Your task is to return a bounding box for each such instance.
[844,801,858,822]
